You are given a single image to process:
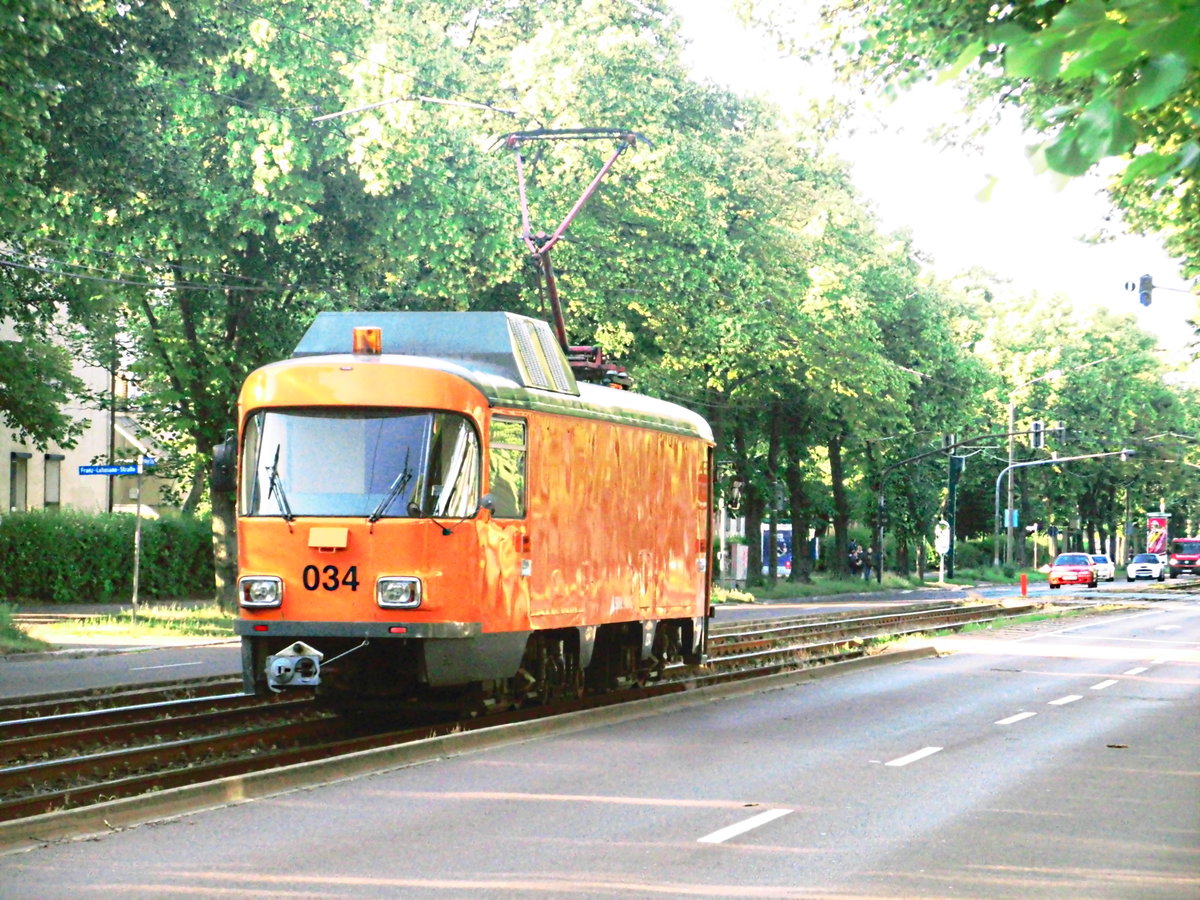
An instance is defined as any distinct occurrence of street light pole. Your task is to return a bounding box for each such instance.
[1003,356,1115,566]
[1006,368,1062,566]
[994,449,1135,566]
[1006,397,1016,565]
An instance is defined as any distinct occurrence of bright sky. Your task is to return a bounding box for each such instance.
[671,1,1195,361]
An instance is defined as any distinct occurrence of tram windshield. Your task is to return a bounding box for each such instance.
[240,408,481,519]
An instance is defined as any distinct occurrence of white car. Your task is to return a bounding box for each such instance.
[1126,553,1166,582]
[1089,554,1116,582]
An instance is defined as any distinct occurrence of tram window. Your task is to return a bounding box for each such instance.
[489,417,526,518]
[239,408,480,519]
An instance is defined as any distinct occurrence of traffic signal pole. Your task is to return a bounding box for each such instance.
[875,429,1034,585]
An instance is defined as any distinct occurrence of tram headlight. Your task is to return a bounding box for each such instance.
[377,576,422,609]
[239,576,283,608]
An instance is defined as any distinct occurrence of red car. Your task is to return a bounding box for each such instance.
[1168,538,1200,578]
[1048,553,1098,589]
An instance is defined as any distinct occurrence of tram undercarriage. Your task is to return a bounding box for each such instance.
[241,618,705,716]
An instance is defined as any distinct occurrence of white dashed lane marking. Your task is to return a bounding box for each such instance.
[1090,679,1119,690]
[697,808,793,844]
[1048,695,1083,706]
[885,746,943,767]
[1123,666,1149,675]
[995,711,1037,725]
[129,661,205,672]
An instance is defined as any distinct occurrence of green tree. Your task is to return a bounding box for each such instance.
[0,0,91,447]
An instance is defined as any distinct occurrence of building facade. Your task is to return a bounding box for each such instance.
[2,321,173,517]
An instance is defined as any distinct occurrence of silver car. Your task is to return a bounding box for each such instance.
[1089,554,1116,582]
[1126,553,1165,582]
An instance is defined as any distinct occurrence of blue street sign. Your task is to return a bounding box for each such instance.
[79,464,140,476]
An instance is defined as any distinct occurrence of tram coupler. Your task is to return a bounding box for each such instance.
[266,641,324,692]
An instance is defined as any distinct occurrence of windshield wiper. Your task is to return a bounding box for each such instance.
[369,451,413,523]
[266,444,294,522]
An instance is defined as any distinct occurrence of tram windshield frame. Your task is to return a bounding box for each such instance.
[239,407,481,520]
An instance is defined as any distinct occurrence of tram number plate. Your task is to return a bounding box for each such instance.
[302,564,360,592]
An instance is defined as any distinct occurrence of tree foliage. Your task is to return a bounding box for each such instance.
[2,0,1197,586]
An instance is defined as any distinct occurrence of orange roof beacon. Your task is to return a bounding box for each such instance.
[215,311,714,713]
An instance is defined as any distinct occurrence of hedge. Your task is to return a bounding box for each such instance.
[0,510,215,604]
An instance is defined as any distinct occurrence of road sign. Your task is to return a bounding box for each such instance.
[79,464,139,476]
[78,457,155,476]
[934,519,951,556]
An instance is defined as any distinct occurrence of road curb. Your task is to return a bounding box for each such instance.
[0,645,937,853]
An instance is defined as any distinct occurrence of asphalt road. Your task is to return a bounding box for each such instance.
[3,596,1196,898]
[0,642,241,701]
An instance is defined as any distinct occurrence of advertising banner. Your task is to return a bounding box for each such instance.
[1146,513,1170,555]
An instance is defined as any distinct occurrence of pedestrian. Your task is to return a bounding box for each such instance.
[849,546,862,576]
[863,546,875,580]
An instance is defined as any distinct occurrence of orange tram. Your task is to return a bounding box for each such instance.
[215,311,714,713]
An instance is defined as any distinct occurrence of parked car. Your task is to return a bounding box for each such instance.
[1167,538,1200,578]
[1089,554,1116,581]
[1048,553,1098,589]
[1126,553,1166,582]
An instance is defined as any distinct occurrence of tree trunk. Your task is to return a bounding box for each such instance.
[180,463,205,516]
[783,451,813,584]
[211,487,237,613]
[828,431,851,576]
[765,410,781,581]
[744,489,766,588]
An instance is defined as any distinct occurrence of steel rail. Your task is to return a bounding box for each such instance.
[0,697,316,762]
[0,677,243,722]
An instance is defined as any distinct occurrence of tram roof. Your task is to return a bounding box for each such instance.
[288,311,713,442]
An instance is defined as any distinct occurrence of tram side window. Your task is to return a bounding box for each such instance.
[489,417,526,518]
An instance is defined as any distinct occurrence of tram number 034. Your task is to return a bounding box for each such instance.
[302,564,360,592]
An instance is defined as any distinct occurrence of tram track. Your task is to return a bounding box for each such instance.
[0,599,1090,832]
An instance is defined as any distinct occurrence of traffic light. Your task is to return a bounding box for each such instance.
[1138,273,1153,306]
[1031,420,1044,449]
[1052,421,1067,442]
